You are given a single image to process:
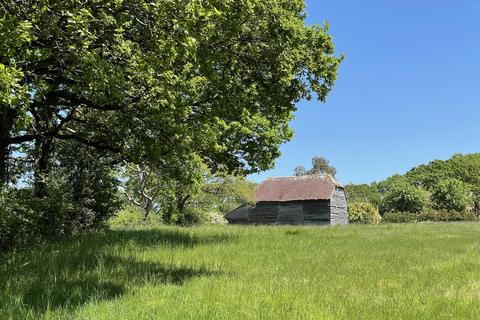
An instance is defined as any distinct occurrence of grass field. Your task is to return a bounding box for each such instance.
[1,223,479,319]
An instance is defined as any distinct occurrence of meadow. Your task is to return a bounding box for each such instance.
[1,223,479,320]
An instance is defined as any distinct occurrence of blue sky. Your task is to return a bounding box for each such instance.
[250,0,480,184]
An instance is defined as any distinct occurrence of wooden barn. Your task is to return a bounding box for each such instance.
[225,175,348,225]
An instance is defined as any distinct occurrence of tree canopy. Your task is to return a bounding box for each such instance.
[0,0,342,191]
[0,0,343,245]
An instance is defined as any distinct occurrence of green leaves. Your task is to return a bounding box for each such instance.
[1,0,342,192]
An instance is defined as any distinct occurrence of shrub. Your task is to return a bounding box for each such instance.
[431,178,472,212]
[382,210,478,223]
[0,189,38,250]
[176,207,208,226]
[348,202,381,224]
[380,183,430,213]
[207,212,228,225]
[1,178,121,250]
[109,205,162,228]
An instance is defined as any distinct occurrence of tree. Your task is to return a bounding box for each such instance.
[344,183,381,207]
[294,156,337,177]
[0,0,343,195]
[197,174,257,214]
[431,178,472,212]
[406,153,480,213]
[123,154,207,223]
[380,182,431,214]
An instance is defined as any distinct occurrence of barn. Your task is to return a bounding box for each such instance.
[225,175,348,225]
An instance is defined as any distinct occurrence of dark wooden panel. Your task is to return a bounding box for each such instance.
[225,205,249,224]
[278,203,303,225]
[249,202,278,224]
[302,200,330,223]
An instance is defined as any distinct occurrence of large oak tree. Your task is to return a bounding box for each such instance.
[0,0,342,194]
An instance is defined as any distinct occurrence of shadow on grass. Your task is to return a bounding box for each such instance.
[102,228,235,248]
[0,228,230,315]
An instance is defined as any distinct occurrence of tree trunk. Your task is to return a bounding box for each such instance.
[177,195,190,215]
[143,200,152,222]
[34,136,54,198]
[0,107,17,187]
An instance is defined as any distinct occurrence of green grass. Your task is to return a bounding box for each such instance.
[1,223,479,319]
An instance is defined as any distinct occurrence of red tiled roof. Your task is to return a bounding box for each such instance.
[255,175,343,202]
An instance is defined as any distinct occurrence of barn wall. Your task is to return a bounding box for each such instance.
[248,202,278,224]
[330,187,348,225]
[301,201,330,225]
[247,200,331,225]
[224,205,249,224]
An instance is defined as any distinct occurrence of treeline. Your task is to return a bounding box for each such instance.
[346,153,480,223]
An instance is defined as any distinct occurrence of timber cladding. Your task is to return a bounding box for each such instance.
[225,175,349,225]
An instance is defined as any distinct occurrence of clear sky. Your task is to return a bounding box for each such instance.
[250,0,480,184]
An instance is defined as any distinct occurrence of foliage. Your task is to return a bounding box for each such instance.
[0,185,74,249]
[382,210,478,223]
[54,142,122,230]
[346,154,480,216]
[1,224,479,319]
[431,178,472,212]
[0,143,120,249]
[1,0,342,185]
[122,156,257,225]
[294,156,337,177]
[0,189,37,250]
[406,153,480,210]
[348,202,381,224]
[196,174,257,214]
[345,183,381,206]
[109,205,162,229]
[0,0,341,242]
[380,182,430,213]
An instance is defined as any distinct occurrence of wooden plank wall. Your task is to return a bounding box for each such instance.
[247,200,331,225]
[248,202,278,224]
[330,187,349,225]
[278,203,304,225]
[302,201,331,225]
[224,205,249,224]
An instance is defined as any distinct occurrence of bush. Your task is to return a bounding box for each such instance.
[0,189,38,250]
[176,207,208,226]
[348,202,381,224]
[207,211,228,225]
[431,178,472,212]
[380,183,430,213]
[109,205,162,228]
[1,176,121,250]
[382,210,478,223]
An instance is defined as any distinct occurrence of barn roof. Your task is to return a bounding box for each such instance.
[255,175,343,202]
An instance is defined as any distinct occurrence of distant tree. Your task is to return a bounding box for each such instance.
[123,163,162,221]
[294,156,337,177]
[199,175,257,214]
[293,165,308,177]
[431,178,472,212]
[345,183,381,207]
[123,155,206,223]
[380,182,431,214]
[406,153,480,212]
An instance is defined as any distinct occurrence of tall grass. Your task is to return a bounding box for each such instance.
[1,223,479,319]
